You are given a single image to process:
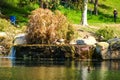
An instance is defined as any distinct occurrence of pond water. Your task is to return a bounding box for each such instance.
[0,58,120,80]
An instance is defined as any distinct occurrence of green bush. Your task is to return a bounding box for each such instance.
[95,26,114,41]
[0,18,18,49]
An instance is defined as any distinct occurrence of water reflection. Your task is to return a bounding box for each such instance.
[0,58,120,80]
[0,58,13,67]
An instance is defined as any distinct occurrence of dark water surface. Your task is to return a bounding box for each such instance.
[0,58,120,80]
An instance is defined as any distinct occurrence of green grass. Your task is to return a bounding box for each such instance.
[0,1,39,26]
[58,0,120,24]
[89,0,120,23]
[0,0,120,25]
[58,6,81,24]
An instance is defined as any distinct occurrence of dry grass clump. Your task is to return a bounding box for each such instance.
[26,8,78,44]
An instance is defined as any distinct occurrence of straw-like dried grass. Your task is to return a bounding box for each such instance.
[26,8,78,44]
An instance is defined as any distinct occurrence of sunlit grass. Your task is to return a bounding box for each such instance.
[58,6,81,24]
[58,0,120,24]
[1,0,120,25]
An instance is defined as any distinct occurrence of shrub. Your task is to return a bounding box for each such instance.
[26,8,78,44]
[0,18,18,50]
[95,26,114,41]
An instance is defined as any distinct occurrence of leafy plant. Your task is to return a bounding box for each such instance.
[95,26,114,41]
[0,18,19,52]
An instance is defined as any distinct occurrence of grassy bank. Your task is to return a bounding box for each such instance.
[59,0,120,24]
[0,0,120,25]
[1,0,120,39]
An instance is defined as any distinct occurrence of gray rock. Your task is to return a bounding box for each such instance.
[13,33,27,45]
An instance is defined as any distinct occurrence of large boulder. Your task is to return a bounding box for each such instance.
[107,38,120,59]
[93,42,110,60]
[81,36,97,45]
[13,33,27,45]
[107,38,120,50]
[94,38,120,60]
[70,36,97,46]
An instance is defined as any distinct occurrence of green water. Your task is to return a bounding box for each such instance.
[0,58,120,80]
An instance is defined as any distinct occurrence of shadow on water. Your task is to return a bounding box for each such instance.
[0,57,73,67]
[1,56,120,70]
[13,59,73,67]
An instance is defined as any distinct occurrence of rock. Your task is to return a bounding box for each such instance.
[69,39,79,44]
[107,38,120,50]
[13,33,27,45]
[70,36,97,45]
[53,39,65,45]
[0,45,6,55]
[82,36,97,45]
[96,42,109,49]
[58,39,65,44]
[0,32,7,38]
[76,40,86,45]
[107,38,120,59]
[93,42,110,60]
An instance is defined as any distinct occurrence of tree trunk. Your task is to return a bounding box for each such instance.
[89,0,94,3]
[81,0,88,26]
[94,0,98,15]
[38,0,43,8]
[38,0,48,9]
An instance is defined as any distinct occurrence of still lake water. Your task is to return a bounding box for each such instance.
[0,58,120,80]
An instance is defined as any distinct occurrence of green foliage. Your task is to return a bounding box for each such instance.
[48,0,60,10]
[1,0,120,24]
[0,18,27,54]
[58,6,81,24]
[0,18,19,49]
[0,18,14,31]
[38,0,60,10]
[67,24,78,41]
[26,8,78,44]
[60,0,83,10]
[59,0,120,24]
[95,27,114,41]
[0,0,19,7]
[0,0,39,26]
